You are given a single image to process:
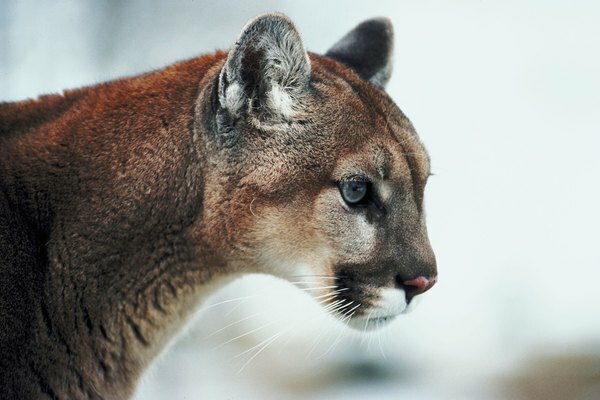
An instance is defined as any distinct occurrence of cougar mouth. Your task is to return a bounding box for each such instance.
[342,287,414,331]
[348,314,397,331]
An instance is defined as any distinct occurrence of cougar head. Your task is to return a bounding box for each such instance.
[205,13,437,330]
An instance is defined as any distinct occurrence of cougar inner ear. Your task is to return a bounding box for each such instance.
[218,13,311,121]
[325,18,394,89]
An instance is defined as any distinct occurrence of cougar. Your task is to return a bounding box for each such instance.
[0,13,437,399]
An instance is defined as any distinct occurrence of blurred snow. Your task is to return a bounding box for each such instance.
[2,1,600,399]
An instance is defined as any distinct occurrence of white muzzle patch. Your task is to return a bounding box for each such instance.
[348,287,421,331]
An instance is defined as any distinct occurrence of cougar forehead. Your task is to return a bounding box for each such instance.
[234,55,429,192]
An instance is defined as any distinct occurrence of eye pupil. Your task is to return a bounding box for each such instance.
[340,179,368,204]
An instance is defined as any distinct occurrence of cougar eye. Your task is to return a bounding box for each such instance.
[339,179,369,205]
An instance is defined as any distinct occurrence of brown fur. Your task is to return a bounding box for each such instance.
[0,14,436,399]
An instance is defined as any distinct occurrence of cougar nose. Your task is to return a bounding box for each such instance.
[398,276,436,302]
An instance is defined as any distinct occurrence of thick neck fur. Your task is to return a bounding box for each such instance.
[0,52,235,399]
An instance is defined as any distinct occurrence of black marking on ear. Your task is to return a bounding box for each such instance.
[326,18,394,89]
[239,47,265,100]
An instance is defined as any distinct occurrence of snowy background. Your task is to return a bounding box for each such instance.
[2,1,599,399]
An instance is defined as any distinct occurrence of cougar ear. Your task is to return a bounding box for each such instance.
[325,18,394,89]
[218,13,311,122]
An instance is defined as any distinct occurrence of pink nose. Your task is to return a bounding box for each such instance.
[403,276,436,299]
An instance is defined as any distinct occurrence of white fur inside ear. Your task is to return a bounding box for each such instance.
[223,81,245,118]
[266,83,297,120]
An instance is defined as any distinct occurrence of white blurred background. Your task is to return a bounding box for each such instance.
[2,1,600,399]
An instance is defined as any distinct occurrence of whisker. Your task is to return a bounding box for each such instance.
[377,320,387,360]
[305,325,330,360]
[287,280,331,285]
[306,302,354,360]
[321,299,346,312]
[315,300,358,360]
[237,328,289,373]
[311,301,365,362]
[203,295,258,310]
[314,295,341,307]
[277,324,298,356]
[297,285,339,291]
[205,310,268,339]
[224,299,246,317]
[384,319,391,357]
[341,303,361,317]
[212,320,276,350]
[329,300,353,315]
[234,328,287,359]
[362,308,375,346]
[318,310,355,359]
[313,290,343,300]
